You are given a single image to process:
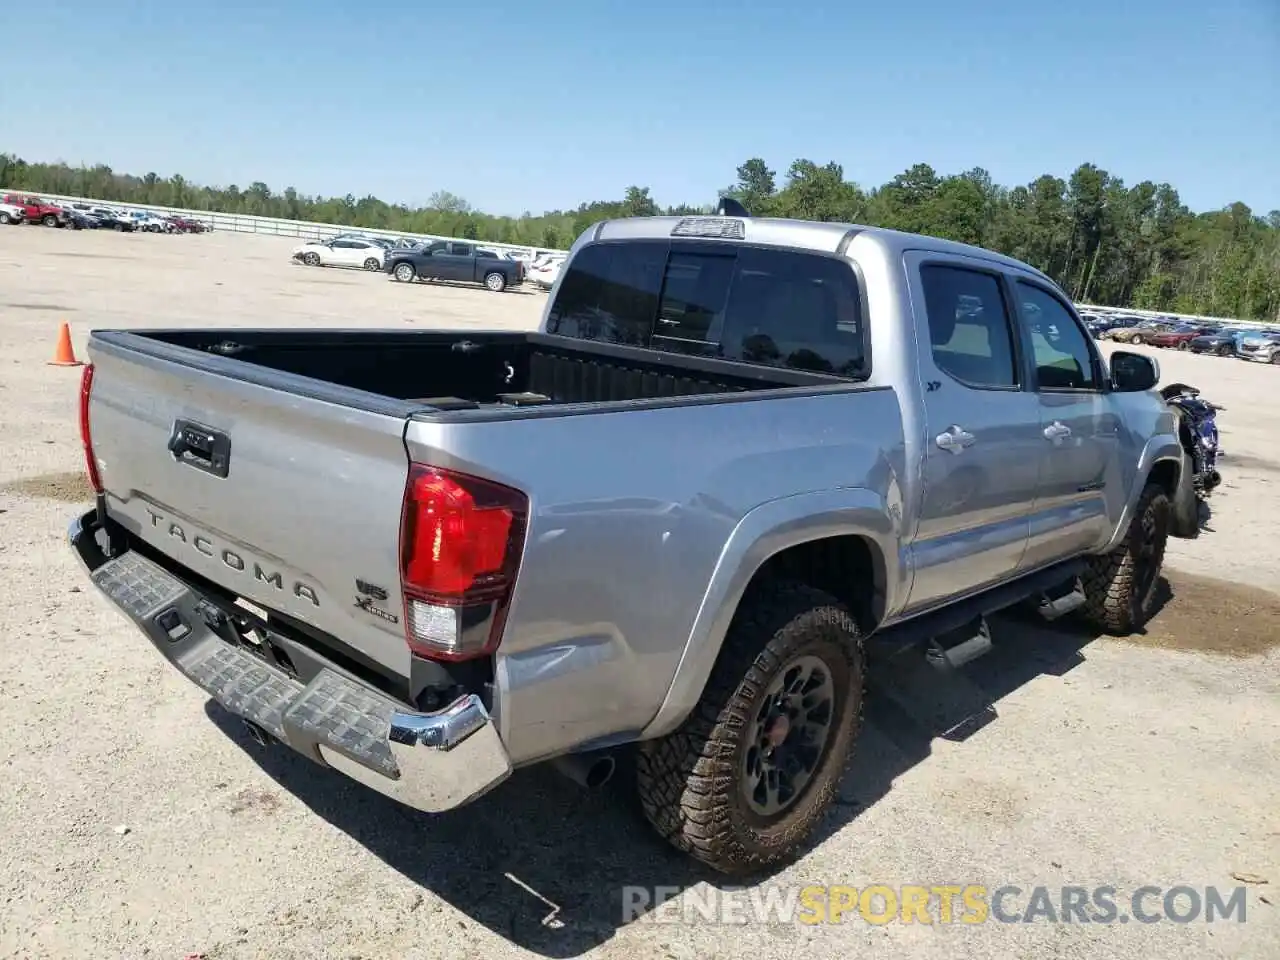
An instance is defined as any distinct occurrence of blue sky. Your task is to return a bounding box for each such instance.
[2,0,1276,217]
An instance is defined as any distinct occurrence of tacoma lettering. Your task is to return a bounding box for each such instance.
[142,507,319,607]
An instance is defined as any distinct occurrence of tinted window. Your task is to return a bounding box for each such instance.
[548,242,866,376]
[716,247,864,376]
[653,252,735,343]
[546,241,665,346]
[451,243,473,256]
[1015,282,1098,390]
[920,265,1018,388]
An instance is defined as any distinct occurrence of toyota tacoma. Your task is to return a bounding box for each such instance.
[67,213,1199,875]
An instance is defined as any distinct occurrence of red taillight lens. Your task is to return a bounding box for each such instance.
[400,465,527,661]
[79,363,103,494]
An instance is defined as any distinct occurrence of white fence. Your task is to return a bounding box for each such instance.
[1,188,569,258]
[1076,303,1275,329]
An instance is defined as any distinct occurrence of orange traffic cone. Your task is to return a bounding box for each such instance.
[48,322,83,367]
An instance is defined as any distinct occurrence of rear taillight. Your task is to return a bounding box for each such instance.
[399,464,527,662]
[79,363,103,494]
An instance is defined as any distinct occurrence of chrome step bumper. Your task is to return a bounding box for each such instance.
[68,510,512,813]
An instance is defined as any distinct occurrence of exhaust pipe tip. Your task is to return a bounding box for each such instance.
[551,751,616,790]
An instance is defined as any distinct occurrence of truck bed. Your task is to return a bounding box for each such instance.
[114,328,853,418]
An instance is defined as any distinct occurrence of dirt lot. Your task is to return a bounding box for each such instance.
[1,227,1277,960]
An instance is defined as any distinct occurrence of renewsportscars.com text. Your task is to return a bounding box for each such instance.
[622,883,1251,926]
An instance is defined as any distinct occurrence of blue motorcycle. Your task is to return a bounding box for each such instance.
[1160,382,1223,498]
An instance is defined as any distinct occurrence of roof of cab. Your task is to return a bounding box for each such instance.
[586,215,1055,285]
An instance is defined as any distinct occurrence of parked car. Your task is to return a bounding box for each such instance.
[0,200,26,225]
[1237,332,1280,364]
[1086,315,1141,339]
[127,211,172,233]
[291,237,387,270]
[1189,328,1251,356]
[62,210,99,230]
[165,215,208,234]
[68,213,1200,876]
[525,256,564,290]
[1144,324,1218,350]
[1107,321,1173,344]
[385,239,525,291]
[1,193,66,227]
[89,208,136,232]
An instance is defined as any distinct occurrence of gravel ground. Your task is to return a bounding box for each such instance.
[0,227,1277,960]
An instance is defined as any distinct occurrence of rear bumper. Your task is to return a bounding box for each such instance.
[68,509,512,813]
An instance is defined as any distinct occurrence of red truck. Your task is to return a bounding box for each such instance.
[1145,325,1218,350]
[1,194,67,227]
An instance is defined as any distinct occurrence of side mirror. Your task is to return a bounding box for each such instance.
[1110,350,1159,392]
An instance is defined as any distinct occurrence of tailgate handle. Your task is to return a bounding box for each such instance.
[168,419,231,478]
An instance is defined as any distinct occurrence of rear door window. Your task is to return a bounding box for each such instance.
[547,240,866,377]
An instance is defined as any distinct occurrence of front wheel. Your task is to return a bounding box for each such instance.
[1079,483,1170,635]
[484,271,507,292]
[0,213,12,225]
[1270,353,1280,365]
[393,263,416,282]
[636,581,864,875]
[1131,334,1145,345]
[302,252,321,266]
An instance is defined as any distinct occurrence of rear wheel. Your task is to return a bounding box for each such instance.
[42,214,58,227]
[1178,341,1190,350]
[393,263,416,282]
[1079,482,1170,635]
[636,581,864,875]
[363,257,381,271]
[484,271,507,292]
[1131,334,1145,345]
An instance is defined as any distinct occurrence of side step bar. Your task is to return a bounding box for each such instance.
[869,558,1086,659]
[926,616,994,672]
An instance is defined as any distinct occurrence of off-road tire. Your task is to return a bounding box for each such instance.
[635,581,864,876]
[1080,482,1170,635]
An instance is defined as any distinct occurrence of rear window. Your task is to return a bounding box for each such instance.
[546,240,866,377]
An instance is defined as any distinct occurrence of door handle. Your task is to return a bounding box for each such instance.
[1043,420,1072,442]
[935,425,976,454]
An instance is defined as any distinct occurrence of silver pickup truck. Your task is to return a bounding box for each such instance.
[68,214,1199,875]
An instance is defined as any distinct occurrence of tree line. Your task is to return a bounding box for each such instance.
[2,152,1277,321]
